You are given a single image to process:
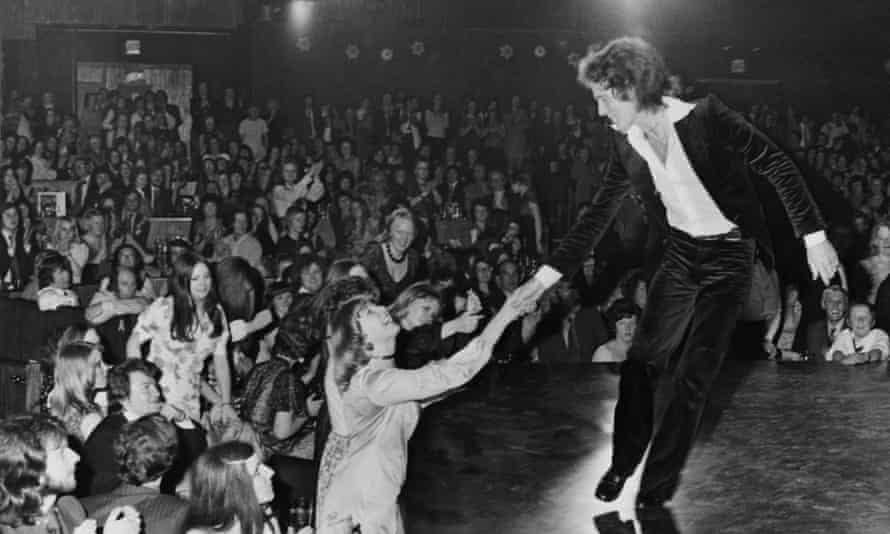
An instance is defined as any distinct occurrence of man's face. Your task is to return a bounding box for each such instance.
[117,269,138,299]
[233,213,249,236]
[124,370,162,417]
[591,82,640,134]
[283,163,299,184]
[414,162,429,182]
[74,160,88,178]
[824,291,847,323]
[1,207,18,232]
[498,262,519,293]
[44,440,79,493]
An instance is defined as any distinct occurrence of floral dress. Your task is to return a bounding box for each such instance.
[131,297,229,422]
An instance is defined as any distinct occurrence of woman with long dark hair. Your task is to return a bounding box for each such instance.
[185,441,292,534]
[126,251,236,424]
[315,290,525,533]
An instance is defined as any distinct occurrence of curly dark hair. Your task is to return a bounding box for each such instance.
[0,415,68,527]
[577,36,670,111]
[114,414,178,486]
[108,359,161,406]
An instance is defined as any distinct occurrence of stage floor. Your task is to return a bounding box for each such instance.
[401,361,890,534]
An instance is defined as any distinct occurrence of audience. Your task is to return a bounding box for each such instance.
[827,302,890,365]
[0,52,888,534]
[0,414,141,534]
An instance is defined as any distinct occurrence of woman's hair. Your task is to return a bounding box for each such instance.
[46,342,99,435]
[293,253,322,280]
[577,37,670,111]
[605,297,641,329]
[0,418,49,527]
[0,416,64,525]
[50,216,80,247]
[215,257,263,322]
[326,258,362,283]
[389,281,441,323]
[311,275,381,326]
[869,219,890,255]
[186,441,264,534]
[618,268,647,303]
[383,207,416,240]
[114,414,179,486]
[36,251,71,290]
[168,250,224,341]
[328,296,373,393]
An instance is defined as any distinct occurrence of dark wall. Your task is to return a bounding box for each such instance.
[247,21,597,112]
[31,26,246,112]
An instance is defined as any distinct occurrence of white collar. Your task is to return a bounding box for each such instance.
[623,96,696,137]
[662,96,695,123]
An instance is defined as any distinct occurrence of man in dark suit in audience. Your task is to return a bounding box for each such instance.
[0,202,33,292]
[534,282,609,363]
[81,360,206,496]
[81,414,189,534]
[806,284,848,360]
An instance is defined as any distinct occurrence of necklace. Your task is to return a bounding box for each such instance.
[384,242,407,264]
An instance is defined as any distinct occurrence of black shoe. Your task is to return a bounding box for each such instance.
[595,469,627,502]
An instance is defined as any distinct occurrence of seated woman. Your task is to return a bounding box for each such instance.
[828,302,890,365]
[292,253,325,303]
[47,215,90,285]
[185,441,309,534]
[316,288,526,533]
[36,252,80,312]
[592,298,640,363]
[46,341,106,443]
[391,282,483,370]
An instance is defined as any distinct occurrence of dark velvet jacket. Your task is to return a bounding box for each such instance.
[549,94,825,277]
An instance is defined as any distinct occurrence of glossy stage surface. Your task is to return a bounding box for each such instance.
[402,362,890,533]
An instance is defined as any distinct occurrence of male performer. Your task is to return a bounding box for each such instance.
[513,37,838,507]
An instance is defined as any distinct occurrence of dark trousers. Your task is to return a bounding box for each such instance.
[611,228,755,499]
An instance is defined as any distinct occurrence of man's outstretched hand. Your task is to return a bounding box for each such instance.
[806,239,840,286]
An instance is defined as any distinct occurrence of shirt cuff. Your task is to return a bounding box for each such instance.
[803,230,827,248]
[533,265,563,289]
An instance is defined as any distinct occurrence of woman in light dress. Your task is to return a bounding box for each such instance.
[315,288,526,533]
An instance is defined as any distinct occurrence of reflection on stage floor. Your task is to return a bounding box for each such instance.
[402,361,890,534]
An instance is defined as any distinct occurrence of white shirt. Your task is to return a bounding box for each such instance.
[827,328,890,361]
[626,97,735,238]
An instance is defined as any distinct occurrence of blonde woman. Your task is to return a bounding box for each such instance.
[46,341,106,443]
[361,208,422,304]
[47,216,90,284]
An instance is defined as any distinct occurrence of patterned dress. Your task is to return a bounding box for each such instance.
[131,297,229,422]
[316,336,496,534]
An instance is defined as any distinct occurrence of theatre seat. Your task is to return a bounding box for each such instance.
[0,297,85,417]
